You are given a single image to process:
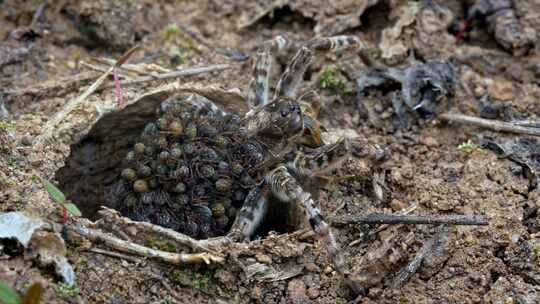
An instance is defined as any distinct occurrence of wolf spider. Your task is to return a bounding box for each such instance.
[214,35,385,293]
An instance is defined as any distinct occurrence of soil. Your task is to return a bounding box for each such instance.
[1,0,539,303]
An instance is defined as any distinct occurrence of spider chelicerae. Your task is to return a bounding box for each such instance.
[107,35,385,293]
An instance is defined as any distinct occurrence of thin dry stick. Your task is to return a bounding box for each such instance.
[98,64,232,90]
[348,204,417,247]
[36,45,140,144]
[335,213,488,226]
[92,57,167,77]
[89,247,142,264]
[439,113,540,137]
[511,119,540,128]
[80,62,130,79]
[98,207,230,253]
[68,224,225,265]
[29,2,47,29]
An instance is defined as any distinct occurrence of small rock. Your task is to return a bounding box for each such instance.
[304,262,320,273]
[125,226,138,236]
[488,79,514,101]
[255,253,272,264]
[422,136,439,148]
[20,134,34,146]
[474,85,486,98]
[307,287,320,299]
[324,266,333,274]
[389,199,407,211]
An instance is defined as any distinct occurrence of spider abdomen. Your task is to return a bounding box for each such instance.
[105,98,265,239]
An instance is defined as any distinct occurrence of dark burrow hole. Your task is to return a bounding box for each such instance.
[359,0,391,34]
[256,5,316,31]
[55,94,302,241]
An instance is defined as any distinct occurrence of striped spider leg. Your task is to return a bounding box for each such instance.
[245,35,294,117]
[229,35,368,294]
[265,137,384,295]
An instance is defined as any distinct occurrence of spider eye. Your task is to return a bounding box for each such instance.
[280,107,290,117]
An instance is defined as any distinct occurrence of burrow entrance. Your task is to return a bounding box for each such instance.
[55,93,303,240]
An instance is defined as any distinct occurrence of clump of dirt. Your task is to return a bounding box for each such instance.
[2,0,540,303]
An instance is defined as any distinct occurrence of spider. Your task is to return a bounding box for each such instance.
[106,35,385,294]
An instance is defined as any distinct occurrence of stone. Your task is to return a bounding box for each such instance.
[390,199,407,211]
[487,79,515,101]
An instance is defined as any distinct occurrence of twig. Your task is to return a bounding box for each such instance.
[98,64,232,90]
[80,62,129,79]
[334,213,488,226]
[348,204,417,247]
[68,224,225,265]
[98,207,230,253]
[439,113,540,137]
[392,225,450,288]
[91,57,168,77]
[36,45,140,144]
[89,247,142,264]
[30,1,47,29]
[510,119,540,128]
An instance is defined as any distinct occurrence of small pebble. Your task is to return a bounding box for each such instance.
[255,253,272,264]
[422,136,439,148]
[304,263,320,273]
[488,79,514,101]
[307,287,320,299]
[20,134,34,146]
[390,199,407,211]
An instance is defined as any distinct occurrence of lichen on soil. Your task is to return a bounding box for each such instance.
[1,0,540,303]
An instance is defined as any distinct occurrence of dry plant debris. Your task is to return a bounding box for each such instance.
[2,0,540,302]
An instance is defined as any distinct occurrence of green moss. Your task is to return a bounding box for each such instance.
[0,121,16,130]
[144,237,177,252]
[162,24,197,51]
[399,296,410,304]
[457,140,481,154]
[124,0,136,7]
[329,189,344,200]
[54,283,79,300]
[336,298,347,304]
[161,24,199,66]
[169,269,192,286]
[193,271,212,290]
[169,46,186,66]
[66,238,82,249]
[532,244,540,261]
[319,67,353,96]
[169,268,216,294]
[162,24,181,42]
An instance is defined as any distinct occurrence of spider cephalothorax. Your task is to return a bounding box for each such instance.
[106,35,383,294]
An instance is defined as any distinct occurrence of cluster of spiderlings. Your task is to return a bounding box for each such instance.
[106,98,264,239]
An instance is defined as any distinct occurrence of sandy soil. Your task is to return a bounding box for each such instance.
[1,0,539,303]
